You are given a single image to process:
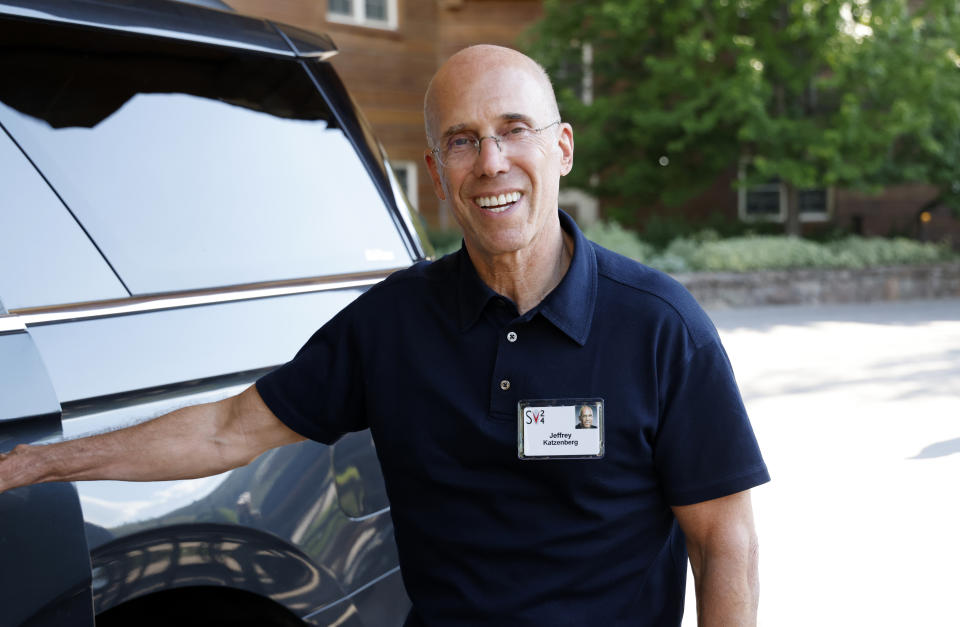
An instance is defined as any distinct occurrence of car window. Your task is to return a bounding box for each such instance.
[0,128,128,310]
[0,19,409,296]
[29,288,364,403]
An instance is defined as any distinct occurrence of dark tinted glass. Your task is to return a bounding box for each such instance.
[0,18,408,295]
[798,189,827,214]
[745,189,781,216]
[0,128,127,309]
[29,288,363,403]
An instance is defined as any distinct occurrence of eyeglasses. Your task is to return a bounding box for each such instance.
[431,120,562,168]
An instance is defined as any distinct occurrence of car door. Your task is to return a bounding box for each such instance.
[0,125,102,627]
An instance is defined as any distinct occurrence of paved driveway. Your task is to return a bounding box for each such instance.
[683,299,960,626]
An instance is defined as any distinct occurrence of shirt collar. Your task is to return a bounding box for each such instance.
[457,210,597,346]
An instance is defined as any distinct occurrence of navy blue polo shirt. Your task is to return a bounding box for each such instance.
[257,211,769,626]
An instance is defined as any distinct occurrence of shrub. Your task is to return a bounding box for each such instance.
[427,227,463,257]
[664,234,956,272]
[826,236,955,267]
[428,219,956,272]
[640,211,778,249]
[682,236,834,271]
[584,220,655,262]
[646,252,691,273]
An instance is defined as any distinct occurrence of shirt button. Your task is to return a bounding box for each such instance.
[500,379,511,391]
[507,331,518,343]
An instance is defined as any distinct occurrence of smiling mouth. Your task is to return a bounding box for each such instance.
[475,191,522,213]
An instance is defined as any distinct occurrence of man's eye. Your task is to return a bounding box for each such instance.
[447,135,475,149]
[503,126,532,140]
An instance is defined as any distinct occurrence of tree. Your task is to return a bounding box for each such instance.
[526,0,960,235]
[853,0,960,218]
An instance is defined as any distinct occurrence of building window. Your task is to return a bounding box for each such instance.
[738,164,831,222]
[327,0,397,30]
[391,160,418,210]
[556,42,593,106]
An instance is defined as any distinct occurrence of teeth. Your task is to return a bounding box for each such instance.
[476,191,521,209]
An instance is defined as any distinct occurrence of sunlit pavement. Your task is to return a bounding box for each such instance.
[682,299,960,626]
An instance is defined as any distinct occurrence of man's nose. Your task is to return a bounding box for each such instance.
[474,135,509,177]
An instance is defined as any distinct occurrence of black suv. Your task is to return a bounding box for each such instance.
[0,1,428,624]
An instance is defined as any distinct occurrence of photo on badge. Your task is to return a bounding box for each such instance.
[575,404,599,429]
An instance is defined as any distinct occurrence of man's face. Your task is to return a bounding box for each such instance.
[425,59,573,260]
[579,407,593,428]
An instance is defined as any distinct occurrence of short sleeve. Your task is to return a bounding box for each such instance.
[256,304,367,445]
[654,339,769,506]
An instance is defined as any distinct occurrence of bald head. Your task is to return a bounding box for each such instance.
[424,45,559,146]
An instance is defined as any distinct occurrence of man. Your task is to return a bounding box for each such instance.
[0,45,768,625]
[576,405,597,429]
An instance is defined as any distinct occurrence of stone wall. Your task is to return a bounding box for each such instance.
[676,263,960,308]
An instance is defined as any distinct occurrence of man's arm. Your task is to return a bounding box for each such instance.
[672,489,760,626]
[0,385,304,494]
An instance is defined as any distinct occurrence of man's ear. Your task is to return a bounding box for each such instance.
[424,149,447,201]
[557,123,574,176]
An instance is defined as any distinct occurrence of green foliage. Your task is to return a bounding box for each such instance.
[640,213,704,250]
[850,0,960,213]
[641,211,781,249]
[583,219,655,261]
[576,219,956,272]
[672,235,838,271]
[426,226,463,257]
[825,236,956,267]
[661,234,956,272]
[425,220,955,272]
[526,0,960,223]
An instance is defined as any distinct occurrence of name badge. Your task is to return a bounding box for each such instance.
[518,398,604,460]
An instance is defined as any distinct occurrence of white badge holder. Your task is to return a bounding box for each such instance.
[518,398,604,460]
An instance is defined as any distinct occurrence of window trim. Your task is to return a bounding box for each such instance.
[738,180,786,223]
[0,268,403,332]
[326,0,398,30]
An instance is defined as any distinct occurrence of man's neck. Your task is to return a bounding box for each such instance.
[466,225,574,315]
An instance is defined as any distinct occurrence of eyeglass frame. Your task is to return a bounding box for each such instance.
[430,119,563,168]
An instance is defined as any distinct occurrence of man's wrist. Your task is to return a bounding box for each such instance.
[0,443,45,493]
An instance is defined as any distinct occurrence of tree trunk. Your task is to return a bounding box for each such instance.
[784,182,801,237]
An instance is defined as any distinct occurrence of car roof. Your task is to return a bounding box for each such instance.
[0,0,337,59]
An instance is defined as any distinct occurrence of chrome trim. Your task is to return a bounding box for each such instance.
[0,317,27,334]
[272,22,338,60]
[297,50,338,60]
[3,268,403,328]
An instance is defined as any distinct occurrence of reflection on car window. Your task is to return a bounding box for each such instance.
[0,129,128,310]
[0,20,408,295]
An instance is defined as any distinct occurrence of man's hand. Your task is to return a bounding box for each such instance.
[0,385,304,495]
[672,489,760,626]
